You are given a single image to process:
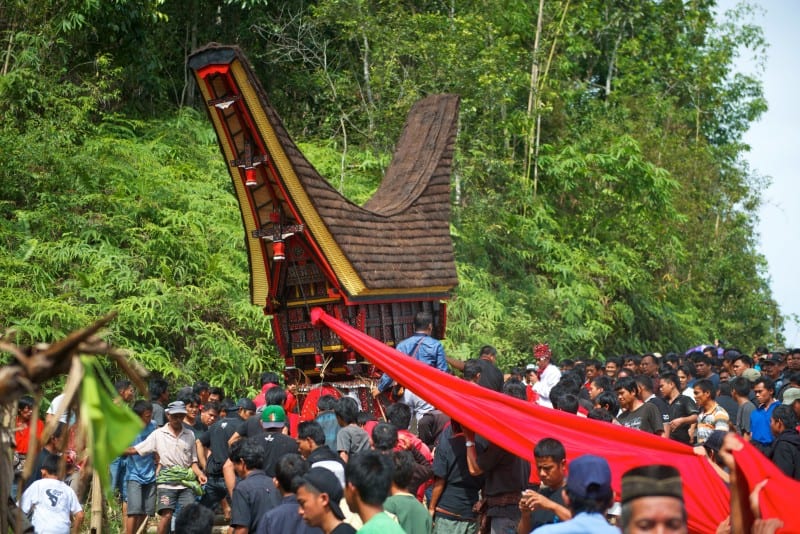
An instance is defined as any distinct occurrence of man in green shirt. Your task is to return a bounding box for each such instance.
[384,451,431,533]
[344,451,406,534]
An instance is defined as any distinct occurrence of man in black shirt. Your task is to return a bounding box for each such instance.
[518,438,571,533]
[200,398,255,509]
[659,372,698,445]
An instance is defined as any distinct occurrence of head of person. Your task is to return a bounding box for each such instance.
[659,372,680,399]
[563,455,614,515]
[371,422,399,451]
[623,355,640,373]
[389,450,416,491]
[620,464,687,534]
[634,375,654,400]
[639,354,658,377]
[534,438,567,489]
[463,358,482,383]
[385,402,412,430]
[208,386,224,404]
[676,365,694,391]
[334,397,359,426]
[731,355,753,377]
[594,391,619,415]
[317,394,338,412]
[502,378,527,401]
[166,401,188,430]
[605,357,621,377]
[344,450,394,511]
[177,392,201,420]
[534,343,552,369]
[770,404,797,437]
[479,345,497,362]
[694,355,713,378]
[587,408,614,423]
[260,371,281,386]
[783,387,800,419]
[132,399,153,425]
[752,377,775,406]
[174,503,215,534]
[554,393,579,414]
[525,364,537,383]
[614,376,640,410]
[275,453,309,493]
[297,421,326,458]
[560,358,575,372]
[413,311,433,332]
[296,467,347,528]
[261,405,287,432]
[192,380,210,403]
[589,376,612,401]
[265,385,288,408]
[40,452,61,478]
[17,396,35,421]
[729,376,751,401]
[115,379,135,403]
[149,378,169,402]
[237,398,257,419]
[693,378,716,407]
[200,401,220,426]
[231,436,267,477]
[790,349,800,371]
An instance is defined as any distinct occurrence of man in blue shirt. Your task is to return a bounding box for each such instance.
[125,400,157,534]
[375,311,448,394]
[750,377,780,453]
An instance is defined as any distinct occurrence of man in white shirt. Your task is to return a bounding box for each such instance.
[20,454,84,534]
[528,343,562,408]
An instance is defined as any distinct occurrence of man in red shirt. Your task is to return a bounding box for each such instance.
[14,396,44,498]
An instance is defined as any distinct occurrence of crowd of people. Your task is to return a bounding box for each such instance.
[10,311,800,533]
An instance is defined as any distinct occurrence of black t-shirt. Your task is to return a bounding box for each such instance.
[475,436,529,518]
[260,431,299,476]
[475,359,504,392]
[667,395,699,444]
[230,469,277,530]
[331,523,357,534]
[432,433,483,518]
[201,415,244,475]
[526,484,565,529]
[238,414,265,439]
[647,396,671,427]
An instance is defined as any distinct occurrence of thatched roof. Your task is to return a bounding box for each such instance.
[189,44,458,302]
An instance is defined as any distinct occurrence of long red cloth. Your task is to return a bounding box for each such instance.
[310,307,797,532]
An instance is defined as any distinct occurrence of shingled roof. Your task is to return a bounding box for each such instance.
[189,44,459,301]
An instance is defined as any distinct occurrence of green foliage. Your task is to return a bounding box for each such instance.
[0,0,785,390]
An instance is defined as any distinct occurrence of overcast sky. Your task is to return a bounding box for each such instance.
[716,0,799,348]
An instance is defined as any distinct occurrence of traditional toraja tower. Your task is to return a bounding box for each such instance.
[188,44,459,409]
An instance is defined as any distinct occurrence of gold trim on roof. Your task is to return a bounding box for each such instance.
[196,77,270,307]
[231,61,368,296]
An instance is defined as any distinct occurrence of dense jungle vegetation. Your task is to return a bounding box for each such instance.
[0,0,784,394]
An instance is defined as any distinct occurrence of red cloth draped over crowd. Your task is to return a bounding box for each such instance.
[311,307,800,533]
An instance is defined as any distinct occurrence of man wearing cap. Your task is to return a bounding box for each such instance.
[258,405,301,477]
[531,454,618,533]
[296,467,356,534]
[199,398,256,510]
[760,353,784,392]
[767,405,800,479]
[527,343,562,408]
[125,400,207,534]
[783,387,800,424]
[620,464,687,534]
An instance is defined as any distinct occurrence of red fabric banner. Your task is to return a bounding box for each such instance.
[310,307,796,533]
